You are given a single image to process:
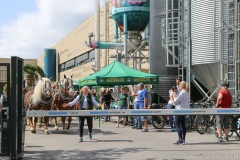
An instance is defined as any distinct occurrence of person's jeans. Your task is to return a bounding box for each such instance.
[167,104,175,128]
[104,103,111,121]
[134,101,142,127]
[175,115,186,141]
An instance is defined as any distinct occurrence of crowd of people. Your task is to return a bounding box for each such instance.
[0,73,232,145]
[61,77,232,144]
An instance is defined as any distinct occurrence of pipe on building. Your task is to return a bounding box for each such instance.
[97,42,124,50]
[186,0,191,93]
[123,13,128,65]
[104,0,108,67]
[95,0,100,71]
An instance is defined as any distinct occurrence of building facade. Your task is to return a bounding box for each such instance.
[37,2,149,83]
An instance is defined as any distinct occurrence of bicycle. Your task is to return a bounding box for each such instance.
[151,103,167,129]
[194,100,216,134]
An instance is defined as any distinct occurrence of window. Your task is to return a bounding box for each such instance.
[89,50,95,62]
[65,59,75,70]
[58,50,95,73]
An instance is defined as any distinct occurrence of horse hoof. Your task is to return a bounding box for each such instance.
[54,127,59,131]
[44,130,49,134]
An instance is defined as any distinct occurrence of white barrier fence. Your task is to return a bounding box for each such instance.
[26,108,240,117]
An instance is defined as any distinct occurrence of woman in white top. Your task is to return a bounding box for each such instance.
[167,86,178,132]
[173,81,190,145]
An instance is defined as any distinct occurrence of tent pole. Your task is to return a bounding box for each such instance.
[123,13,128,65]
[158,84,160,104]
[97,84,100,127]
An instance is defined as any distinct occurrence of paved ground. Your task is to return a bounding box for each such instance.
[4,118,240,160]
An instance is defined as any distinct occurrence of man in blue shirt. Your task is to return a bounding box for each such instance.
[138,83,148,132]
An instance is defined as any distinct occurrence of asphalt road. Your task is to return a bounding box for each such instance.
[6,118,240,160]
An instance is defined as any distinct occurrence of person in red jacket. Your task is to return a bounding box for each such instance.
[215,82,232,142]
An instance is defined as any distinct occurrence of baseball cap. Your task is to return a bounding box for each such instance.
[220,82,229,88]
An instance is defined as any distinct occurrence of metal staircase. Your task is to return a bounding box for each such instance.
[220,0,238,100]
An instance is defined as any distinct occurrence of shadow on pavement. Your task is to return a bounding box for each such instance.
[23,147,149,160]
[184,141,239,145]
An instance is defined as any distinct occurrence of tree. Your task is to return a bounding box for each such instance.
[24,64,45,79]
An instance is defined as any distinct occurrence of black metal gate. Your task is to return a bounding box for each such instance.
[0,57,25,160]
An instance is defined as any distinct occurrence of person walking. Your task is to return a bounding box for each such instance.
[63,86,100,142]
[116,87,129,128]
[215,82,232,142]
[131,86,142,129]
[173,81,190,145]
[104,91,114,122]
[167,86,178,132]
[137,83,149,132]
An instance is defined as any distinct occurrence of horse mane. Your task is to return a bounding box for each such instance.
[62,75,73,89]
[32,78,51,104]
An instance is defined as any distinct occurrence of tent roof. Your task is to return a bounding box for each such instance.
[79,60,159,86]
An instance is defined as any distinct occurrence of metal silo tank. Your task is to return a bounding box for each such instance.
[149,0,178,102]
[190,1,220,93]
[44,48,56,81]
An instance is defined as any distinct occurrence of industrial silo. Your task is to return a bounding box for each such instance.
[44,48,56,81]
[149,0,178,101]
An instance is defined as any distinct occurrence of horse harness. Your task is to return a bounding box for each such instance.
[27,80,53,110]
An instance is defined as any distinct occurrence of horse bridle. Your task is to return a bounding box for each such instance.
[62,78,74,95]
[42,80,52,100]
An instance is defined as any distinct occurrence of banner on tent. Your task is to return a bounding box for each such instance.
[97,77,159,85]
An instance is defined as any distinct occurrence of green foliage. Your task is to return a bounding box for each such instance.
[24,64,45,79]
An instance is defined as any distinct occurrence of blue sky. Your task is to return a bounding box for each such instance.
[0,0,37,26]
[0,0,100,59]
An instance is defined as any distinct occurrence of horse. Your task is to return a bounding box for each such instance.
[52,74,75,131]
[24,78,52,134]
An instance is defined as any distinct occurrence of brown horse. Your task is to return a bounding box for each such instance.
[24,78,52,134]
[52,74,74,131]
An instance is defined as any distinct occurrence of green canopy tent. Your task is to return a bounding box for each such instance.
[79,60,159,86]
[79,60,160,127]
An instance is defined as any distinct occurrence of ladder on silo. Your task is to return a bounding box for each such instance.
[223,0,238,100]
[178,0,184,81]
[164,0,179,67]
[178,0,190,82]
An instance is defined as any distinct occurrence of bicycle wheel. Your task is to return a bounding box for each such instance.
[185,116,193,132]
[228,117,234,137]
[194,115,209,134]
[152,116,165,129]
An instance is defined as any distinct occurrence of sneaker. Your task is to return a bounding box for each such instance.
[79,138,83,143]
[141,128,149,132]
[137,126,143,129]
[218,137,223,142]
[173,140,183,145]
[89,134,92,140]
[116,125,119,128]
[171,128,176,132]
[223,137,229,141]
[132,126,137,129]
[182,140,185,145]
